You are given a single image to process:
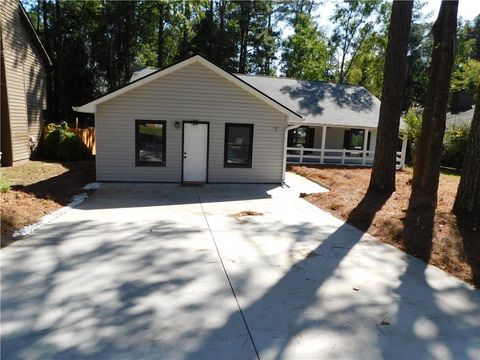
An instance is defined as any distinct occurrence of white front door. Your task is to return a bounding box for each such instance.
[183,122,208,182]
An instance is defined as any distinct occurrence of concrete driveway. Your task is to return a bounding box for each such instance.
[1,182,479,360]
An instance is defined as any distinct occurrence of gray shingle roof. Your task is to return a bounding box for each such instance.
[236,74,381,128]
[130,68,382,128]
[130,68,158,83]
[446,107,474,128]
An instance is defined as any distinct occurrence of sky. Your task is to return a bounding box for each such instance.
[426,0,480,21]
[284,0,480,39]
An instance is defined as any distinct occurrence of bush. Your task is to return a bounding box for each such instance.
[0,179,10,193]
[42,122,91,160]
[401,107,422,166]
[441,123,470,169]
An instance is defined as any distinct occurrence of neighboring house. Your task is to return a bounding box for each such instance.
[236,75,405,166]
[446,106,475,129]
[1,0,51,166]
[74,55,406,183]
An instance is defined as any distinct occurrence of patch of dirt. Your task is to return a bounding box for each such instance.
[229,210,264,221]
[1,160,95,247]
[288,165,479,287]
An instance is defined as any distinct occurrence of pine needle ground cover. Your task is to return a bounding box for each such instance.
[1,161,95,247]
[289,165,478,287]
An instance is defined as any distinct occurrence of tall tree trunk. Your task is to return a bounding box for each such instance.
[123,1,135,84]
[453,84,480,219]
[410,1,458,215]
[181,1,191,60]
[238,1,251,73]
[42,0,54,122]
[368,0,413,194]
[157,2,166,68]
[52,0,61,121]
[217,1,226,64]
[208,0,214,59]
[36,0,40,31]
[265,8,272,74]
[108,32,114,90]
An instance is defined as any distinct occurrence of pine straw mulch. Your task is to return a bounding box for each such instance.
[1,160,95,247]
[288,165,479,287]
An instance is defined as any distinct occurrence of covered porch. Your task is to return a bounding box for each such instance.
[286,125,407,168]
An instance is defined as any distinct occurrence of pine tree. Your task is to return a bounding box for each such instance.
[453,84,480,220]
[410,1,459,219]
[368,0,413,194]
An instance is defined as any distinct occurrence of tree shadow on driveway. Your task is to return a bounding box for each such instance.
[188,190,479,359]
[1,185,478,359]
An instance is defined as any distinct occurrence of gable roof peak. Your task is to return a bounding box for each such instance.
[73,54,302,122]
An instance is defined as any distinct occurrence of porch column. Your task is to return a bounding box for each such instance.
[362,128,369,165]
[400,135,408,169]
[320,125,327,164]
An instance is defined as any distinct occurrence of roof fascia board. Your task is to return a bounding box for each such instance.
[18,0,52,65]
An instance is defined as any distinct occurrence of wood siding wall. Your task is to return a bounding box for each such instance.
[96,62,288,183]
[0,0,47,165]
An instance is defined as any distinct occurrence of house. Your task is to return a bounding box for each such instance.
[74,55,407,183]
[128,60,408,170]
[74,55,302,183]
[1,0,51,166]
[446,106,475,129]
[237,75,407,167]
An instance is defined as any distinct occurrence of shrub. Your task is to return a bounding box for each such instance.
[402,107,422,141]
[0,179,10,193]
[441,123,470,169]
[401,107,422,166]
[42,122,90,160]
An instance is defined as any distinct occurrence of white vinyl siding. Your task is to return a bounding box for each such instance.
[96,62,288,183]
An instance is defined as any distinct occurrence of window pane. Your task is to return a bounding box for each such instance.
[294,127,307,146]
[225,124,253,167]
[350,130,364,150]
[226,145,249,164]
[227,126,251,146]
[137,123,164,163]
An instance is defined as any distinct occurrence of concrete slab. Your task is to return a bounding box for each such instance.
[1,184,257,360]
[1,182,479,360]
[284,171,329,196]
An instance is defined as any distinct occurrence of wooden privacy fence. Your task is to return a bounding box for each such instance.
[44,127,96,155]
[71,128,96,155]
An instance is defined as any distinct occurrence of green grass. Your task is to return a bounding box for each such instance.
[0,179,10,193]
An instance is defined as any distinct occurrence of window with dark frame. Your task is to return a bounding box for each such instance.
[135,120,166,166]
[224,123,254,168]
[287,126,315,148]
[343,129,365,150]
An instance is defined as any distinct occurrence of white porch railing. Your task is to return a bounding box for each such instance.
[286,147,404,167]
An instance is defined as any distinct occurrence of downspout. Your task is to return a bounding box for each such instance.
[282,116,302,182]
